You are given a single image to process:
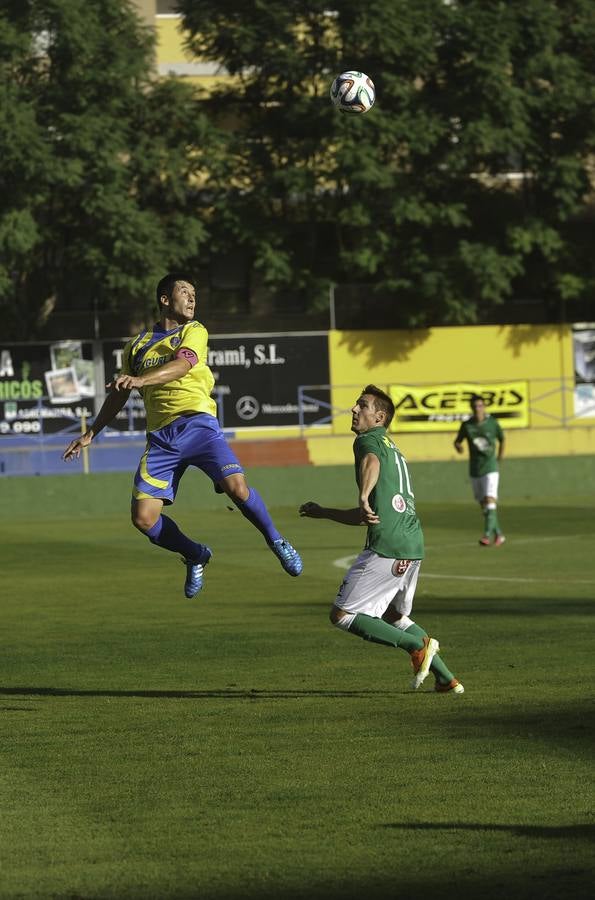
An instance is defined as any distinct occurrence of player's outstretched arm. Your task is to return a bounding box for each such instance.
[62,388,131,461]
[113,356,191,392]
[299,502,363,526]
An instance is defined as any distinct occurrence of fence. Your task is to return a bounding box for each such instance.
[297,377,595,433]
[2,374,593,477]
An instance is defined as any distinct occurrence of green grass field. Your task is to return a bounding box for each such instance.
[1,457,594,899]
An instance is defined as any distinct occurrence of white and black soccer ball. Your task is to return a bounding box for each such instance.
[330,71,375,114]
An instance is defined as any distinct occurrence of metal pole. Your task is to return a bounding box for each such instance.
[81,412,90,474]
[92,299,105,420]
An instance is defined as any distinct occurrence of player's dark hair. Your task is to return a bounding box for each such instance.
[470,393,485,407]
[156,272,195,311]
[362,384,395,427]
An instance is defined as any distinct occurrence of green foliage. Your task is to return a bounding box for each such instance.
[178,0,595,324]
[1,1,593,332]
[0,0,213,337]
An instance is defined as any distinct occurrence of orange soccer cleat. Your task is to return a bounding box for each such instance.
[409,637,440,690]
[435,678,465,694]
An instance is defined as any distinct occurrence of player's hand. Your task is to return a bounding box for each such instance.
[62,431,93,461]
[299,501,325,518]
[359,498,380,525]
[109,374,142,392]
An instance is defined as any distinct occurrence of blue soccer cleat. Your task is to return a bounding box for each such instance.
[270,538,303,577]
[182,545,212,598]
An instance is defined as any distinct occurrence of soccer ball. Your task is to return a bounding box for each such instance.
[330,71,375,114]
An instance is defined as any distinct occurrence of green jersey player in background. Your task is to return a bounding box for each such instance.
[454,394,505,547]
[300,384,463,694]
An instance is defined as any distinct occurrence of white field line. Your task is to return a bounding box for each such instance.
[332,533,595,585]
[425,533,593,550]
[421,573,595,585]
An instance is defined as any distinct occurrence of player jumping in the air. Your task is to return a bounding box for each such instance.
[454,394,505,547]
[300,385,463,694]
[63,273,302,597]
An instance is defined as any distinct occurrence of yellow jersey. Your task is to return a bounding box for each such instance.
[121,320,217,432]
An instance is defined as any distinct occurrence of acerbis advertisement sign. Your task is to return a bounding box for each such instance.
[389,381,529,432]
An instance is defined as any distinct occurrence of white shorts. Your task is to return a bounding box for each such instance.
[471,471,499,503]
[334,550,421,620]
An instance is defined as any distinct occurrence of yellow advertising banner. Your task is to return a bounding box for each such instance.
[389,382,530,432]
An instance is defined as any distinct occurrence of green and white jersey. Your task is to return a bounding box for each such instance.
[456,414,503,477]
[353,426,424,560]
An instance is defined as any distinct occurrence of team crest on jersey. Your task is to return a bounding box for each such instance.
[392,493,407,513]
[170,336,181,348]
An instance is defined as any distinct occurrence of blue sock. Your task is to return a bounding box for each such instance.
[236,488,281,544]
[145,514,205,561]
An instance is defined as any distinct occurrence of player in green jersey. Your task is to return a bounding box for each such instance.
[454,394,505,547]
[300,385,463,694]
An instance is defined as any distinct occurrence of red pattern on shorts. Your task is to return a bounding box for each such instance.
[392,559,412,577]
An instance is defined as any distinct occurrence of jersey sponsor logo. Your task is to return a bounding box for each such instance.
[392,559,412,577]
[391,493,407,513]
[220,462,242,473]
[142,354,173,369]
[388,381,529,432]
[472,436,491,452]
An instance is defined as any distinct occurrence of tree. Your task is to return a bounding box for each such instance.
[177,0,595,325]
[0,0,214,339]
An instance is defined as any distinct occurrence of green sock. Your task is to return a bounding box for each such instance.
[483,507,497,536]
[404,622,427,640]
[492,509,502,535]
[350,614,423,652]
[405,622,454,685]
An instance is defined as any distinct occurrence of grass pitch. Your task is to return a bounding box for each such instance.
[1,458,594,899]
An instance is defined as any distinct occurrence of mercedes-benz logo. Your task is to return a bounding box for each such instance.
[236,395,260,420]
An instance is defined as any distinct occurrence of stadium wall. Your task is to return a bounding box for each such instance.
[1,324,593,475]
[306,324,594,465]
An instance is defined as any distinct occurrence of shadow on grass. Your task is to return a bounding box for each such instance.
[0,706,36,711]
[275,596,595,616]
[405,596,595,615]
[378,821,595,840]
[0,686,397,700]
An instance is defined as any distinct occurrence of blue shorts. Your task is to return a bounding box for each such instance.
[132,413,244,504]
